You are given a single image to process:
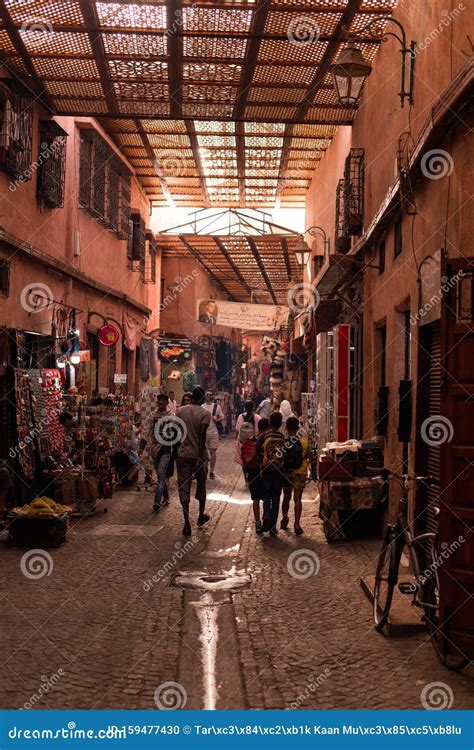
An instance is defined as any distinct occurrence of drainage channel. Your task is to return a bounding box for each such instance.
[172,570,250,710]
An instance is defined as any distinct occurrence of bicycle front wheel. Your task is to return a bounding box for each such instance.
[373,527,400,632]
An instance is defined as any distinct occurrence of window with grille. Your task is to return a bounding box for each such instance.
[335,178,350,252]
[79,130,131,237]
[0,258,10,296]
[344,148,365,236]
[0,81,33,179]
[36,121,68,208]
[394,217,403,257]
[130,212,146,273]
[378,239,385,274]
[143,231,157,284]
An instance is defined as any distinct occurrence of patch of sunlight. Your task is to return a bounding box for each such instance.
[207,492,252,505]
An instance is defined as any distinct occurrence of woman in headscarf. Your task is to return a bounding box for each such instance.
[279,399,294,428]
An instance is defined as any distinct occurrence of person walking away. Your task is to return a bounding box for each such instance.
[148,393,174,512]
[281,416,310,535]
[168,390,177,414]
[258,412,285,536]
[279,399,294,427]
[234,391,244,419]
[257,393,273,420]
[202,390,224,479]
[246,418,270,534]
[175,387,211,536]
[235,400,260,486]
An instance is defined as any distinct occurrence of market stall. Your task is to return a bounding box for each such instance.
[317,439,385,541]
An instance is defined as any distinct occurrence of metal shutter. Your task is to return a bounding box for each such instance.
[426,322,441,534]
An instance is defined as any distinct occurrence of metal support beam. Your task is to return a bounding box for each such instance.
[247,236,278,304]
[179,236,235,300]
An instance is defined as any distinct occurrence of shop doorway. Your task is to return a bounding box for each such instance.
[438,257,474,662]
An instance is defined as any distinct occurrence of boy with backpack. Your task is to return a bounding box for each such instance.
[281,416,310,535]
[244,418,270,534]
[257,411,285,536]
[235,400,260,486]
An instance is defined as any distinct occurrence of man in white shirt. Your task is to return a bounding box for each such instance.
[168,390,177,415]
[257,394,273,420]
[202,390,224,479]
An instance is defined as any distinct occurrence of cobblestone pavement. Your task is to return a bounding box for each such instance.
[0,439,472,710]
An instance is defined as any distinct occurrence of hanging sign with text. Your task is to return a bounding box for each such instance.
[197,299,289,331]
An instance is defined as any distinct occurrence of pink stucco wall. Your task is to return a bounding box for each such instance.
[305,0,473,479]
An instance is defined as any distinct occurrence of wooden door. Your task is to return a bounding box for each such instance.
[439,257,474,661]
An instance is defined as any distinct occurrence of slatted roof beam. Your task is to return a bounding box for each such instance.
[0,1,55,112]
[277,0,363,194]
[78,0,119,115]
[213,236,255,298]
[185,121,211,207]
[247,236,278,305]
[233,0,271,120]
[281,238,293,281]
[179,235,235,300]
[235,121,246,207]
[167,0,183,119]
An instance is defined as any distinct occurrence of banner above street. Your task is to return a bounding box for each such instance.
[197,299,289,331]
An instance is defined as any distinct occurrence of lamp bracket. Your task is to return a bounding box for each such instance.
[342,17,416,107]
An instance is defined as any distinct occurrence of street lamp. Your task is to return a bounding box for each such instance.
[294,236,312,267]
[332,18,417,108]
[304,225,330,256]
[330,38,372,106]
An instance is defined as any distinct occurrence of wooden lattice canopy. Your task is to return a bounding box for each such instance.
[158,230,302,304]
[0,0,395,208]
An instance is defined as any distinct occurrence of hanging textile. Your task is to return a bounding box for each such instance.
[123,315,137,351]
[140,338,151,379]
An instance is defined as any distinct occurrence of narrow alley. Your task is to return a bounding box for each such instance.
[0,440,472,711]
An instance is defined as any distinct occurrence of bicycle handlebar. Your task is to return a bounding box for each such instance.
[365,467,436,485]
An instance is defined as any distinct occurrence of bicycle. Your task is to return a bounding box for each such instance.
[372,468,470,671]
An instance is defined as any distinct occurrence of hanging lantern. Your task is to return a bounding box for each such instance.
[331,39,372,106]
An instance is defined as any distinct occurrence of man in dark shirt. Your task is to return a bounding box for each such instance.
[175,387,211,536]
[256,411,285,536]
